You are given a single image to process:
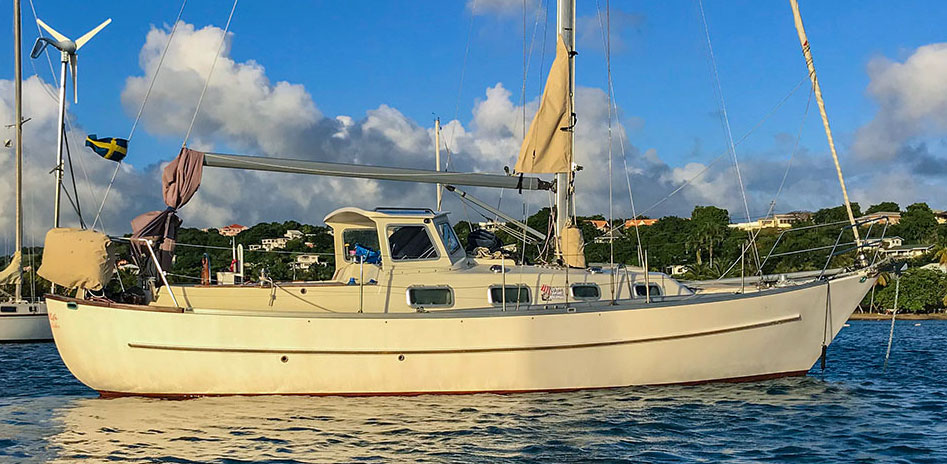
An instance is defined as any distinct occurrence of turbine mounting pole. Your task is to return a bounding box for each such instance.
[13,0,23,301]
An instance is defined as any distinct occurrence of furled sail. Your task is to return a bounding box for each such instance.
[0,251,22,285]
[514,34,572,174]
[130,147,205,272]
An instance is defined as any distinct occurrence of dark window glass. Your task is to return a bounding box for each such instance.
[389,226,439,260]
[634,284,662,297]
[343,229,380,262]
[572,284,600,300]
[436,221,462,256]
[490,286,530,304]
[408,287,453,307]
[0,306,16,313]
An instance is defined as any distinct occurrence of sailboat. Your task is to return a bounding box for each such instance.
[42,1,879,396]
[0,0,52,343]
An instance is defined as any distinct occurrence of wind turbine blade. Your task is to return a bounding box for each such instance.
[36,18,69,43]
[75,18,111,49]
[70,55,78,104]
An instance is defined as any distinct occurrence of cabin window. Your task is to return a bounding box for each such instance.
[436,221,462,256]
[0,306,16,313]
[571,284,601,300]
[489,285,530,305]
[343,228,380,263]
[388,226,439,260]
[634,284,662,297]
[407,286,453,308]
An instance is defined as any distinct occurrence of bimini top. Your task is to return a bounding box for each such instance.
[323,207,447,227]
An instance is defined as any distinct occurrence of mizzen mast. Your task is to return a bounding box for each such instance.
[788,0,860,244]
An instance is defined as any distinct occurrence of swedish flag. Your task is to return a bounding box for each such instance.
[85,134,128,162]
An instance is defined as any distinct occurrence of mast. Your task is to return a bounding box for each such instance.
[554,0,576,246]
[13,0,23,301]
[789,0,860,244]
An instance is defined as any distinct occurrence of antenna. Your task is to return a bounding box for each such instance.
[32,17,111,103]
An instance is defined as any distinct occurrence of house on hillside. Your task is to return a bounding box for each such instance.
[294,254,324,270]
[934,210,947,224]
[729,212,809,231]
[623,218,658,229]
[857,211,901,225]
[218,224,248,237]
[284,230,304,240]
[868,236,933,259]
[262,237,289,251]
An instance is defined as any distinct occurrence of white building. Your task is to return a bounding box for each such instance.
[284,230,304,240]
[261,237,289,251]
[294,254,324,270]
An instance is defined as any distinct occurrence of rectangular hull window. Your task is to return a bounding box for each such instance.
[634,284,662,297]
[408,287,453,308]
[571,284,601,300]
[489,285,530,305]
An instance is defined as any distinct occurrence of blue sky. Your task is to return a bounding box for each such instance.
[1,0,946,232]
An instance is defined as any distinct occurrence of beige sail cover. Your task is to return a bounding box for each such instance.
[514,34,572,174]
[0,251,22,285]
[561,224,586,269]
[38,228,116,291]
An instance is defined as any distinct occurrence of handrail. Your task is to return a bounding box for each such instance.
[131,237,180,308]
[758,216,891,278]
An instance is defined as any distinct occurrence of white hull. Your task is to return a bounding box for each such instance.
[0,302,52,342]
[46,271,874,396]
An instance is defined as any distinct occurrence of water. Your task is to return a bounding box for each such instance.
[1,321,945,463]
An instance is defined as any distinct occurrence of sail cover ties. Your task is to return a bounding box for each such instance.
[130,147,204,274]
[514,34,573,174]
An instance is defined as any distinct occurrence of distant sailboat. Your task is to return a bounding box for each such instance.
[1,0,51,343]
[42,0,879,396]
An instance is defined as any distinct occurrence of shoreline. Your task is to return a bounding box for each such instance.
[849,312,947,321]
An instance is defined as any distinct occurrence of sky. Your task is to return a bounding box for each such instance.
[1,0,947,244]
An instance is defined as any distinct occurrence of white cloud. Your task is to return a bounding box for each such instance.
[853,43,947,161]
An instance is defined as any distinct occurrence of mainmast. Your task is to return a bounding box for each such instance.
[13,0,24,301]
[555,0,576,244]
[788,0,860,244]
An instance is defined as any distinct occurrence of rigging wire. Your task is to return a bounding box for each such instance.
[92,0,190,230]
[636,76,807,219]
[445,0,479,173]
[183,0,239,147]
[594,0,617,298]
[697,0,753,229]
[718,85,814,279]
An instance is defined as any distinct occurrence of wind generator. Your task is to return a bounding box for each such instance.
[30,17,110,228]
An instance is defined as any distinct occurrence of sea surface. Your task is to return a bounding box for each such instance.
[1,320,945,463]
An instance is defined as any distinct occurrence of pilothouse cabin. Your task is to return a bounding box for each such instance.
[155,207,690,313]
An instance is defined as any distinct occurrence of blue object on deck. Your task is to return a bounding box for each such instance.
[354,244,381,264]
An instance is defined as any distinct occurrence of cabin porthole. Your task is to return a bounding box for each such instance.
[300,288,307,294]
[280,355,289,363]
[398,354,405,362]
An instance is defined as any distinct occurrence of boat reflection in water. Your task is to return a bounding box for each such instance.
[43,377,855,462]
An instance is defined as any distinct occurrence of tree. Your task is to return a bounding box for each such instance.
[898,202,939,243]
[872,268,947,313]
[691,206,729,267]
[865,202,900,214]
[812,203,862,224]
